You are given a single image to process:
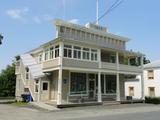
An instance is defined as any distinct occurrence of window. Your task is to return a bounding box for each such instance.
[64,45,72,58]
[105,75,116,93]
[83,48,90,60]
[91,49,97,61]
[55,45,59,58]
[25,67,29,80]
[44,48,49,60]
[60,26,65,33]
[49,47,54,59]
[34,80,39,93]
[148,87,155,97]
[73,46,81,59]
[129,87,134,96]
[148,70,154,80]
[38,54,43,63]
[70,73,87,94]
[42,82,48,91]
[101,74,105,94]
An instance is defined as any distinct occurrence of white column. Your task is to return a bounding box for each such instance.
[38,79,41,102]
[57,69,62,105]
[57,42,63,105]
[116,52,120,101]
[98,72,102,102]
[141,56,144,100]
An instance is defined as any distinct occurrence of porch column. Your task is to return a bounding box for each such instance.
[98,72,102,102]
[57,69,62,105]
[141,56,144,100]
[38,78,41,102]
[57,42,63,105]
[116,52,120,101]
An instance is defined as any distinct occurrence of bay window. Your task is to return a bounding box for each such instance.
[73,46,81,59]
[44,48,49,61]
[55,45,59,58]
[83,48,90,60]
[64,45,72,58]
[49,47,54,59]
[91,49,97,61]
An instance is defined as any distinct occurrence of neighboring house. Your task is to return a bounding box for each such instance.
[144,60,160,97]
[15,19,144,106]
[125,60,160,99]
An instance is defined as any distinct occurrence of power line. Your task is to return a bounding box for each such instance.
[94,0,125,24]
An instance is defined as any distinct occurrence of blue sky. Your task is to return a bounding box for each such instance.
[0,0,160,71]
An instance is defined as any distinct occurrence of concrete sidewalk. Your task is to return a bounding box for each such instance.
[30,102,60,111]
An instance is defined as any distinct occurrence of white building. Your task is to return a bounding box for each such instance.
[125,60,160,99]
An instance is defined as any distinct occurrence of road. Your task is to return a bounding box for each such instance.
[69,111,160,120]
[0,103,160,120]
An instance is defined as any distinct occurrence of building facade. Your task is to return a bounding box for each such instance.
[15,19,144,106]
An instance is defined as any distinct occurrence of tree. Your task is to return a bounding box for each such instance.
[0,34,3,45]
[0,62,16,97]
[143,56,150,64]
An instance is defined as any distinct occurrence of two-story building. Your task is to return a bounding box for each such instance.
[15,19,144,106]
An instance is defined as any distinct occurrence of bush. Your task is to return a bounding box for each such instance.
[145,96,160,104]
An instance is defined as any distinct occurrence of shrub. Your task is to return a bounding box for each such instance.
[145,96,160,104]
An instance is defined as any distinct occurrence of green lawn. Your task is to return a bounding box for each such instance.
[12,102,28,106]
[0,97,15,100]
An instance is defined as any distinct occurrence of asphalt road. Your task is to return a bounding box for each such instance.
[1,103,160,120]
[68,111,160,120]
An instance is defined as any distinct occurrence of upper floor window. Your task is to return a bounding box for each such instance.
[38,54,43,63]
[44,49,49,61]
[148,70,154,80]
[49,47,54,59]
[91,49,97,61]
[25,67,29,80]
[55,45,59,58]
[83,48,90,60]
[73,46,81,59]
[64,45,72,58]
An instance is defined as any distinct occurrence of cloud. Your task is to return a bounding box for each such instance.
[33,16,42,24]
[68,19,79,24]
[6,7,29,21]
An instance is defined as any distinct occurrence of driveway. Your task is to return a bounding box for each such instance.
[0,103,160,120]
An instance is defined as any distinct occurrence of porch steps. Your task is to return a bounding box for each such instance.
[30,102,60,111]
[103,101,120,106]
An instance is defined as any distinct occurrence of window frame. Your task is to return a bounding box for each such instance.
[147,70,154,80]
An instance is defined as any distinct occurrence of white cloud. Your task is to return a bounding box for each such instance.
[68,19,79,24]
[33,16,42,24]
[43,14,54,21]
[6,7,29,21]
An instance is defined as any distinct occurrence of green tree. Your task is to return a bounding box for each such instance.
[0,34,3,45]
[0,62,16,97]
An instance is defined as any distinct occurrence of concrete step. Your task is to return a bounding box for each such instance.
[30,102,60,111]
[103,101,120,106]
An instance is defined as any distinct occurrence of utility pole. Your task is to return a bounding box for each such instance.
[0,34,3,45]
[96,0,99,25]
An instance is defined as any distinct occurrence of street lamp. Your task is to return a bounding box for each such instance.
[0,34,3,45]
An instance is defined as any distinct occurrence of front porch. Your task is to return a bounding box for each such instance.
[37,69,141,106]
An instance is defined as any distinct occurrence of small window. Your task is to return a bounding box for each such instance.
[148,87,155,97]
[73,46,81,59]
[83,48,90,60]
[64,45,72,58]
[148,70,154,80]
[129,87,134,96]
[34,80,39,93]
[38,54,43,63]
[49,47,54,59]
[55,45,59,58]
[43,82,48,91]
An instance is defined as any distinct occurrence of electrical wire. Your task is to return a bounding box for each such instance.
[95,0,125,23]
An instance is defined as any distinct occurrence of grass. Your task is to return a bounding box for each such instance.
[0,96,15,100]
[12,101,28,106]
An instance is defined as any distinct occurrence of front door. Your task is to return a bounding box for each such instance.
[89,74,96,99]
[41,81,50,101]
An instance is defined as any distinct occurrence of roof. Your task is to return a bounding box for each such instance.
[54,19,130,42]
[144,60,160,69]
[21,54,45,79]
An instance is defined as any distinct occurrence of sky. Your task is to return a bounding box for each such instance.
[0,0,160,71]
